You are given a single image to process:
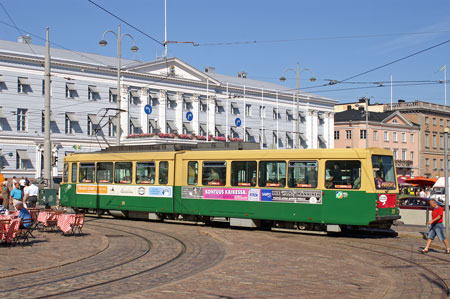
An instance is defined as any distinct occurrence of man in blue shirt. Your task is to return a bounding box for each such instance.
[10,182,23,207]
[15,201,31,228]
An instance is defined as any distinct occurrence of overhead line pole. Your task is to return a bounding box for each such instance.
[44,27,52,188]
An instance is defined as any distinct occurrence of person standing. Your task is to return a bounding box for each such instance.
[25,181,39,208]
[19,176,26,191]
[1,181,9,210]
[10,182,23,207]
[419,188,426,198]
[421,199,450,254]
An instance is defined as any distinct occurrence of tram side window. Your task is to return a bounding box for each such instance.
[115,162,132,184]
[325,160,361,189]
[71,163,78,183]
[288,161,318,188]
[96,162,113,183]
[202,161,226,186]
[259,161,286,187]
[187,161,198,185]
[136,162,156,184]
[159,161,169,185]
[231,161,257,187]
[79,163,95,183]
[63,163,69,183]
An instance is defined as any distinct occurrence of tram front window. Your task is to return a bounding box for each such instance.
[372,155,396,190]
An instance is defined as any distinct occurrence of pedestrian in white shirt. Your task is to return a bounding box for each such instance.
[25,182,39,208]
[419,189,426,198]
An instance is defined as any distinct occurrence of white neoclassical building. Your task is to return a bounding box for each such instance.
[0,37,337,178]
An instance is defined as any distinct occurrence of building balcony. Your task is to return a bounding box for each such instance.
[395,160,413,168]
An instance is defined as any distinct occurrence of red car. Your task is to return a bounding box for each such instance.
[399,197,445,210]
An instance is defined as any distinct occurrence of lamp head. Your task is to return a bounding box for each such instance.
[309,76,317,82]
[130,45,139,52]
[99,39,108,47]
[279,76,286,82]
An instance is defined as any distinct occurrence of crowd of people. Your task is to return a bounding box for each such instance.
[0,176,39,211]
[400,186,432,197]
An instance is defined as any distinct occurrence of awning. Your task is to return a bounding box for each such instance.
[318,114,324,120]
[130,90,140,97]
[110,117,119,126]
[167,120,177,130]
[200,98,207,105]
[231,102,239,109]
[66,83,76,91]
[0,107,6,118]
[88,86,99,93]
[66,112,78,122]
[231,126,239,134]
[216,100,224,107]
[149,92,158,99]
[184,97,193,103]
[149,119,159,129]
[286,109,293,116]
[49,111,56,122]
[109,88,118,95]
[299,133,307,141]
[17,150,30,160]
[18,77,30,85]
[130,118,141,128]
[286,132,293,139]
[200,123,207,133]
[299,111,306,118]
[318,135,327,144]
[183,122,194,133]
[245,128,254,137]
[88,114,100,125]
[215,125,224,134]
[168,94,177,102]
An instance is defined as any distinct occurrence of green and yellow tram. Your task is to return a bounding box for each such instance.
[60,147,400,232]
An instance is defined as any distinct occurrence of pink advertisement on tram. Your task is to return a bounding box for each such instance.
[203,188,256,201]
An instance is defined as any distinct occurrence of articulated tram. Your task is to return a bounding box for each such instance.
[60,146,400,232]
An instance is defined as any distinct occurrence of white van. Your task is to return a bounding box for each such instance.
[431,177,450,203]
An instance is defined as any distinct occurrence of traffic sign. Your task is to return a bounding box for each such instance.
[186,111,194,121]
[144,104,152,115]
[235,118,242,127]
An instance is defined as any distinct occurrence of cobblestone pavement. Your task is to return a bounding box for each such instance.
[0,218,449,298]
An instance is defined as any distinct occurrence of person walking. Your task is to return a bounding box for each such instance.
[10,182,23,207]
[421,199,450,254]
[25,181,39,208]
[1,181,9,210]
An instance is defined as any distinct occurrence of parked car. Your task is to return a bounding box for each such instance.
[399,197,445,210]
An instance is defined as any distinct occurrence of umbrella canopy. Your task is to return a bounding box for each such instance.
[404,176,437,187]
[397,176,412,186]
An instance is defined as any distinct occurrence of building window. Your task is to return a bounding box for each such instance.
[401,132,406,142]
[433,118,436,125]
[41,79,45,95]
[200,101,207,112]
[16,151,28,169]
[373,131,378,141]
[88,86,100,100]
[425,116,429,124]
[393,149,398,160]
[425,133,429,148]
[245,104,252,117]
[65,113,76,134]
[440,135,444,149]
[272,132,277,144]
[360,130,367,139]
[346,130,352,139]
[130,90,140,105]
[432,134,437,148]
[447,120,450,127]
[231,103,239,115]
[87,117,94,136]
[410,134,414,142]
[440,119,444,126]
[65,83,77,98]
[440,159,444,169]
[334,131,340,140]
[109,88,117,103]
[384,131,389,141]
[259,106,265,119]
[410,151,414,163]
[17,77,31,93]
[393,132,398,142]
[17,108,27,131]
[108,117,117,137]
[425,158,429,166]
[149,119,158,134]
[392,119,398,124]
[402,149,407,160]
[273,108,279,120]
[433,158,437,170]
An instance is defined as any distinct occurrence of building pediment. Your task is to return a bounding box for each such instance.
[124,57,221,85]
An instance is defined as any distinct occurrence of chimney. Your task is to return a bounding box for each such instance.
[238,71,247,78]
[358,106,364,112]
[398,99,405,103]
[18,35,32,44]
[204,66,215,73]
[347,105,352,111]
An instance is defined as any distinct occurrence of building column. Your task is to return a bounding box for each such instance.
[322,112,330,148]
[328,112,334,148]
[120,84,129,139]
[159,90,167,133]
[208,96,215,137]
[140,88,148,133]
[306,110,313,148]
[35,145,42,178]
[175,92,183,134]
[192,94,199,135]
[312,111,319,149]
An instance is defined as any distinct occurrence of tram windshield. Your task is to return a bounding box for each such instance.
[372,155,396,190]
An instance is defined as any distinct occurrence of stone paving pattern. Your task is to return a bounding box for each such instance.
[0,218,448,298]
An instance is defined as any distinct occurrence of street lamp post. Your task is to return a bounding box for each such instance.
[444,127,449,240]
[99,24,138,147]
[280,63,316,149]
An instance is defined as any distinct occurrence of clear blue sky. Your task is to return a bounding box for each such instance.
[1,0,450,104]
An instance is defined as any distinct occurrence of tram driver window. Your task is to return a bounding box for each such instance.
[63,163,69,183]
[202,161,226,186]
[325,160,361,189]
[96,162,113,183]
[79,163,95,183]
[115,162,132,184]
[231,161,257,187]
[136,162,156,184]
[259,161,286,187]
[159,161,169,185]
[187,161,198,185]
[288,161,318,188]
[71,163,78,183]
